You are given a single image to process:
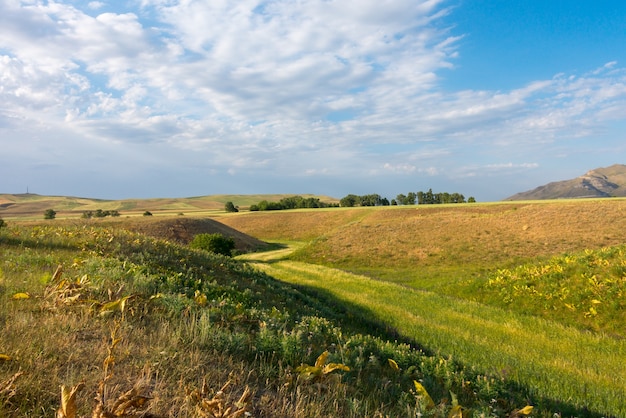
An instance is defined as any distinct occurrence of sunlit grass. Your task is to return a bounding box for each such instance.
[244,246,626,416]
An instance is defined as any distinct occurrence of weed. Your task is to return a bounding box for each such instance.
[295,351,350,383]
[0,372,23,406]
[186,380,251,418]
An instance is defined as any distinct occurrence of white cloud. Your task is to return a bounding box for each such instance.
[1,1,626,200]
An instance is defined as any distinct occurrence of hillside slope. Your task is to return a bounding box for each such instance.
[506,164,626,200]
[216,200,626,286]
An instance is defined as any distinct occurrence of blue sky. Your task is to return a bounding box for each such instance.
[1,0,626,202]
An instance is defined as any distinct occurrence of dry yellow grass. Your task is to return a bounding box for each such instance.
[218,200,626,286]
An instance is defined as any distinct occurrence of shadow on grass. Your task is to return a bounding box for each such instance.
[269,274,608,418]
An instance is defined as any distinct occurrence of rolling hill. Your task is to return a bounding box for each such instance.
[0,193,338,219]
[506,164,626,200]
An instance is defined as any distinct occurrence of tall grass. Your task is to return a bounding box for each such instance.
[1,222,546,416]
[244,247,626,417]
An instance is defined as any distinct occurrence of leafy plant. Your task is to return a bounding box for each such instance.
[295,351,350,383]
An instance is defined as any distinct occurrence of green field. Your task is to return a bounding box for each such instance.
[241,246,626,416]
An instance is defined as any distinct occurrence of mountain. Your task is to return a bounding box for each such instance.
[506,164,626,200]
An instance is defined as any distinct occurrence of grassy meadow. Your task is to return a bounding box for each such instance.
[220,199,626,416]
[1,197,626,416]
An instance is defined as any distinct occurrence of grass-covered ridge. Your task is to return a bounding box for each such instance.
[1,222,547,417]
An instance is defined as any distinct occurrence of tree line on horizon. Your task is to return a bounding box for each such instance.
[248,195,340,211]
[242,189,475,212]
[340,189,474,207]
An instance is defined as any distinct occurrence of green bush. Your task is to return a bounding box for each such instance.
[189,233,236,256]
[224,201,239,212]
[43,208,56,219]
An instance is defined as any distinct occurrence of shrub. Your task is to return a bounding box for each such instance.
[143,211,153,216]
[44,208,56,219]
[190,233,236,256]
[0,217,5,229]
[225,201,239,213]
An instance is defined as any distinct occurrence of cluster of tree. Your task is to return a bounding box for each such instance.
[340,189,475,207]
[82,209,121,218]
[249,195,339,211]
[415,189,474,204]
[393,192,417,205]
[339,194,389,207]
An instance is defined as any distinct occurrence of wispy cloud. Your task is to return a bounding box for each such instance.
[1,1,626,199]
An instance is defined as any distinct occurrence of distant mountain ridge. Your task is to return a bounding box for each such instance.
[506,164,626,200]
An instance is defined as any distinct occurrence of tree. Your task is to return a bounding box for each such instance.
[396,192,417,205]
[340,194,359,207]
[190,233,236,256]
[44,209,56,220]
[0,217,6,229]
[143,211,153,216]
[224,201,239,213]
[360,194,382,206]
[468,196,476,203]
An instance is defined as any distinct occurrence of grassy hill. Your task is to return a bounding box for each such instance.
[0,193,338,219]
[216,199,626,287]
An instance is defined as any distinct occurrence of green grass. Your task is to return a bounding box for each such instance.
[242,244,626,417]
[469,245,626,337]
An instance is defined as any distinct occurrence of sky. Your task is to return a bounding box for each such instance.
[2,0,626,202]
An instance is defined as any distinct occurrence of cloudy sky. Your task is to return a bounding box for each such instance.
[2,0,626,201]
